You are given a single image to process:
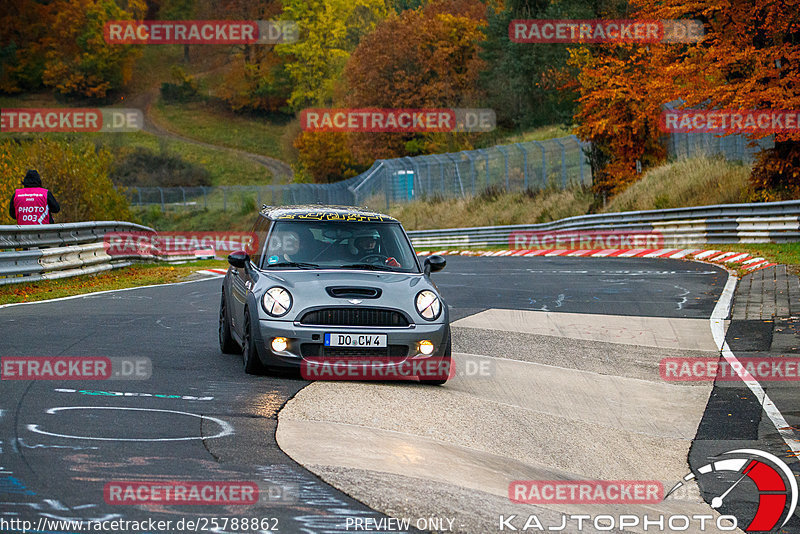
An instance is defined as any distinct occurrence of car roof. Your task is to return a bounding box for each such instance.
[259,205,399,223]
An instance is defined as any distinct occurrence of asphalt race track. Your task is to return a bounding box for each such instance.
[1,256,798,533]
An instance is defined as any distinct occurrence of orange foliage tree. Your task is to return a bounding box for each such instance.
[343,0,488,162]
[636,0,800,200]
[569,44,670,195]
[294,0,489,183]
[573,0,800,198]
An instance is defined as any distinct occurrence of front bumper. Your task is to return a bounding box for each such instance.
[253,318,449,370]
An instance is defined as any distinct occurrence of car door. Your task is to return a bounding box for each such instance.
[230,217,270,336]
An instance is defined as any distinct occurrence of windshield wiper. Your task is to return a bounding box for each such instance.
[266,261,319,269]
[338,263,395,272]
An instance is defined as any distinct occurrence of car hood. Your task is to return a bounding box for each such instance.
[253,269,442,321]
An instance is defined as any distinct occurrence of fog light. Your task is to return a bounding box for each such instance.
[271,337,288,352]
[418,340,434,355]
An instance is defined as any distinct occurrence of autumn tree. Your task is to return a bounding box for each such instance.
[634,0,800,200]
[198,0,293,112]
[342,0,488,161]
[0,0,51,93]
[570,44,670,195]
[276,0,389,110]
[573,0,800,198]
[38,0,146,99]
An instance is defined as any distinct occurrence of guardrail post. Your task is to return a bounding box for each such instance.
[515,143,529,190]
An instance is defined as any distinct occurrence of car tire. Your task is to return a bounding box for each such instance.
[219,290,238,354]
[420,335,451,386]
[242,310,266,375]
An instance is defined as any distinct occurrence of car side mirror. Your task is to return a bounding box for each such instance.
[228,250,249,269]
[424,255,446,275]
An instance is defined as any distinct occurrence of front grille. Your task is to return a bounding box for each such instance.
[299,308,409,327]
[301,344,408,358]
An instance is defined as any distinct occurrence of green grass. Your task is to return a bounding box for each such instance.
[0,259,227,305]
[133,205,256,232]
[152,100,296,164]
[110,131,272,186]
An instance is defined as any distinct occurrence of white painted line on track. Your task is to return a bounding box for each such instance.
[710,274,800,456]
[0,276,219,310]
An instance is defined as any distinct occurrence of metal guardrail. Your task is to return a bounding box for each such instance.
[407,200,800,249]
[0,221,158,286]
[2,199,798,285]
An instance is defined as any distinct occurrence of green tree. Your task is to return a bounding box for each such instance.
[277,0,389,110]
[480,0,628,130]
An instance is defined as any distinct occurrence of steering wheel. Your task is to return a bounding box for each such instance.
[360,253,387,264]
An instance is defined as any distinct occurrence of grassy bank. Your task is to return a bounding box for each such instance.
[602,157,752,212]
[0,259,227,306]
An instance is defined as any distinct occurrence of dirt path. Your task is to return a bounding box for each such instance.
[127,85,294,184]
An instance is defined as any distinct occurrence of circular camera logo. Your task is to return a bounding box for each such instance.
[666,449,798,531]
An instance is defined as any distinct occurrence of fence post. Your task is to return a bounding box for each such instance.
[384,169,391,210]
[573,136,587,186]
[515,143,528,190]
[485,150,490,189]
[530,140,546,188]
[158,187,165,212]
[203,187,207,209]
[180,187,186,206]
[223,188,227,212]
[497,146,510,191]
[138,189,142,206]
[257,188,261,208]
[446,153,465,197]
[439,156,445,192]
[555,138,567,189]
[466,151,478,194]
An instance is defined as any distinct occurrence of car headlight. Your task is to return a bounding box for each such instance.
[415,290,441,321]
[262,287,292,317]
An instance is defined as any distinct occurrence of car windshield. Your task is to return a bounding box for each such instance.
[261,220,420,273]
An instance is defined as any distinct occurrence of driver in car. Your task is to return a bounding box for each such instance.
[348,229,400,267]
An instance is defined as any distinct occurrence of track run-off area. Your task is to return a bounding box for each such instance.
[1,255,798,533]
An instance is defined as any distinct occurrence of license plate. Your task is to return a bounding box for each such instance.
[324,333,387,348]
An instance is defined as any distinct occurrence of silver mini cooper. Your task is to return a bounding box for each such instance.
[219,206,450,384]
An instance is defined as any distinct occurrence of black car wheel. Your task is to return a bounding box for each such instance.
[219,290,238,354]
[242,310,265,375]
